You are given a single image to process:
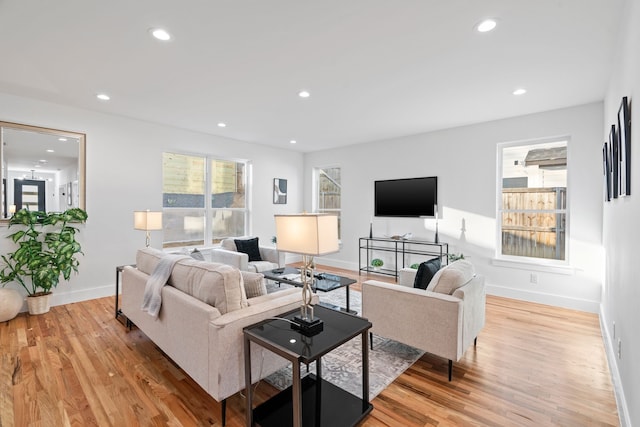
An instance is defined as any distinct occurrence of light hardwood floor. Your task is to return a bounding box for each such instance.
[0,266,619,426]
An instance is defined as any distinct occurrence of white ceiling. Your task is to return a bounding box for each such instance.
[0,0,624,152]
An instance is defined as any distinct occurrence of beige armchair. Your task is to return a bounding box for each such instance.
[362,260,485,381]
[210,237,284,273]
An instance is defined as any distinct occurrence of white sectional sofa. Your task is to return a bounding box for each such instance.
[121,248,309,425]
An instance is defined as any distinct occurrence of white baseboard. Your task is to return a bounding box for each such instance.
[50,285,114,307]
[485,283,600,313]
[600,308,631,427]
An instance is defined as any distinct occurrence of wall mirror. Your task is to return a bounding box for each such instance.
[0,121,86,221]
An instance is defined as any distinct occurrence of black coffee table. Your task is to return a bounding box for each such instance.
[243,305,373,427]
[263,267,357,313]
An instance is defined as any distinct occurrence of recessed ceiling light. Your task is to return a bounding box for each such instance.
[58,137,67,142]
[476,19,497,33]
[46,149,55,153]
[97,93,110,101]
[217,122,227,128]
[290,140,297,144]
[150,28,172,41]
[298,91,310,98]
[513,88,527,96]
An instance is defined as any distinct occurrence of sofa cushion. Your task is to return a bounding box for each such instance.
[170,258,249,314]
[427,260,475,295]
[136,247,166,275]
[235,237,262,262]
[413,258,441,290]
[242,271,267,298]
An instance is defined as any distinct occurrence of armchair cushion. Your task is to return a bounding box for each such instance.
[413,257,441,289]
[427,260,475,295]
[234,237,263,262]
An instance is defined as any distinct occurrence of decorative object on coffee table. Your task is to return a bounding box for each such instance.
[274,213,339,334]
[133,210,162,247]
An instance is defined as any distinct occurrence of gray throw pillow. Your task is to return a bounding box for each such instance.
[190,248,205,261]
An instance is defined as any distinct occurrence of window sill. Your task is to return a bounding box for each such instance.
[491,258,575,275]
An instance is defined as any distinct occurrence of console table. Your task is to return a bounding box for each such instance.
[359,237,449,279]
[243,305,372,427]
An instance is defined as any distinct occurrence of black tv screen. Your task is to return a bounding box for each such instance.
[374,177,437,217]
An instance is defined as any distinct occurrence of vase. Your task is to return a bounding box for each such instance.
[0,289,23,322]
[26,293,51,315]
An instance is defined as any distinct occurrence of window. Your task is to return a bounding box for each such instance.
[315,166,341,238]
[498,139,568,262]
[162,153,248,248]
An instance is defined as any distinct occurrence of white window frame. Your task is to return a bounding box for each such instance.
[496,137,570,267]
[162,151,250,248]
[313,165,342,239]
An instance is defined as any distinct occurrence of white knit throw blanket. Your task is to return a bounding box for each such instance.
[141,254,189,318]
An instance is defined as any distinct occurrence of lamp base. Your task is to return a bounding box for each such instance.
[291,315,324,335]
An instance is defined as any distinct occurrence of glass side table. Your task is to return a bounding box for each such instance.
[243,305,373,427]
[115,264,135,321]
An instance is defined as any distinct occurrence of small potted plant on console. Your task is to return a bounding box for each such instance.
[371,258,384,271]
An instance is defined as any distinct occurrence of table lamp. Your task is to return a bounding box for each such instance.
[275,213,339,334]
[134,210,163,247]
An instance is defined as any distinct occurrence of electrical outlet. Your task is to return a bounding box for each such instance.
[617,339,622,359]
[613,321,616,338]
[530,273,537,284]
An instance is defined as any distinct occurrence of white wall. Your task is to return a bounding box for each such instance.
[304,102,604,312]
[0,92,304,308]
[602,0,640,425]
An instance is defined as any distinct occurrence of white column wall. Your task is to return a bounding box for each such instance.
[304,102,604,312]
[0,93,304,307]
[602,0,640,425]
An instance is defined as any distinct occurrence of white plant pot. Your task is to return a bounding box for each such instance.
[0,289,23,322]
[26,293,51,315]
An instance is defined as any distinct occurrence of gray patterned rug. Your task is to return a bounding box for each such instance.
[264,281,424,399]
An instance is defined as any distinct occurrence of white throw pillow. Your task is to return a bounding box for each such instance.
[426,260,475,295]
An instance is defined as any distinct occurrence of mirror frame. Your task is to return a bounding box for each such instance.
[0,121,86,222]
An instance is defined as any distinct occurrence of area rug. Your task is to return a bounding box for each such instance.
[263,282,424,400]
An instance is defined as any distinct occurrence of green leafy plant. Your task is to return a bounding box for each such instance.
[371,258,384,268]
[0,208,88,296]
[410,263,420,269]
[448,253,465,262]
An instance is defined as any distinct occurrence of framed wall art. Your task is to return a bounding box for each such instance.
[603,141,611,202]
[610,125,618,199]
[618,96,631,196]
[273,178,287,204]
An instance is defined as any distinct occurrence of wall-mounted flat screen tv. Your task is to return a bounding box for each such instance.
[374,176,437,217]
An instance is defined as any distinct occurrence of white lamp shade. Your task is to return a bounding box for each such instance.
[134,211,163,231]
[275,213,339,256]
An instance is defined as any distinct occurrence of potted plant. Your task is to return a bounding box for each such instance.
[0,208,88,315]
[371,258,384,271]
[448,253,465,262]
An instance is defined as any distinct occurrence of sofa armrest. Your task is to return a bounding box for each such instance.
[398,268,417,287]
[207,289,318,401]
[259,246,284,266]
[210,248,248,270]
[362,279,463,361]
[452,275,486,350]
